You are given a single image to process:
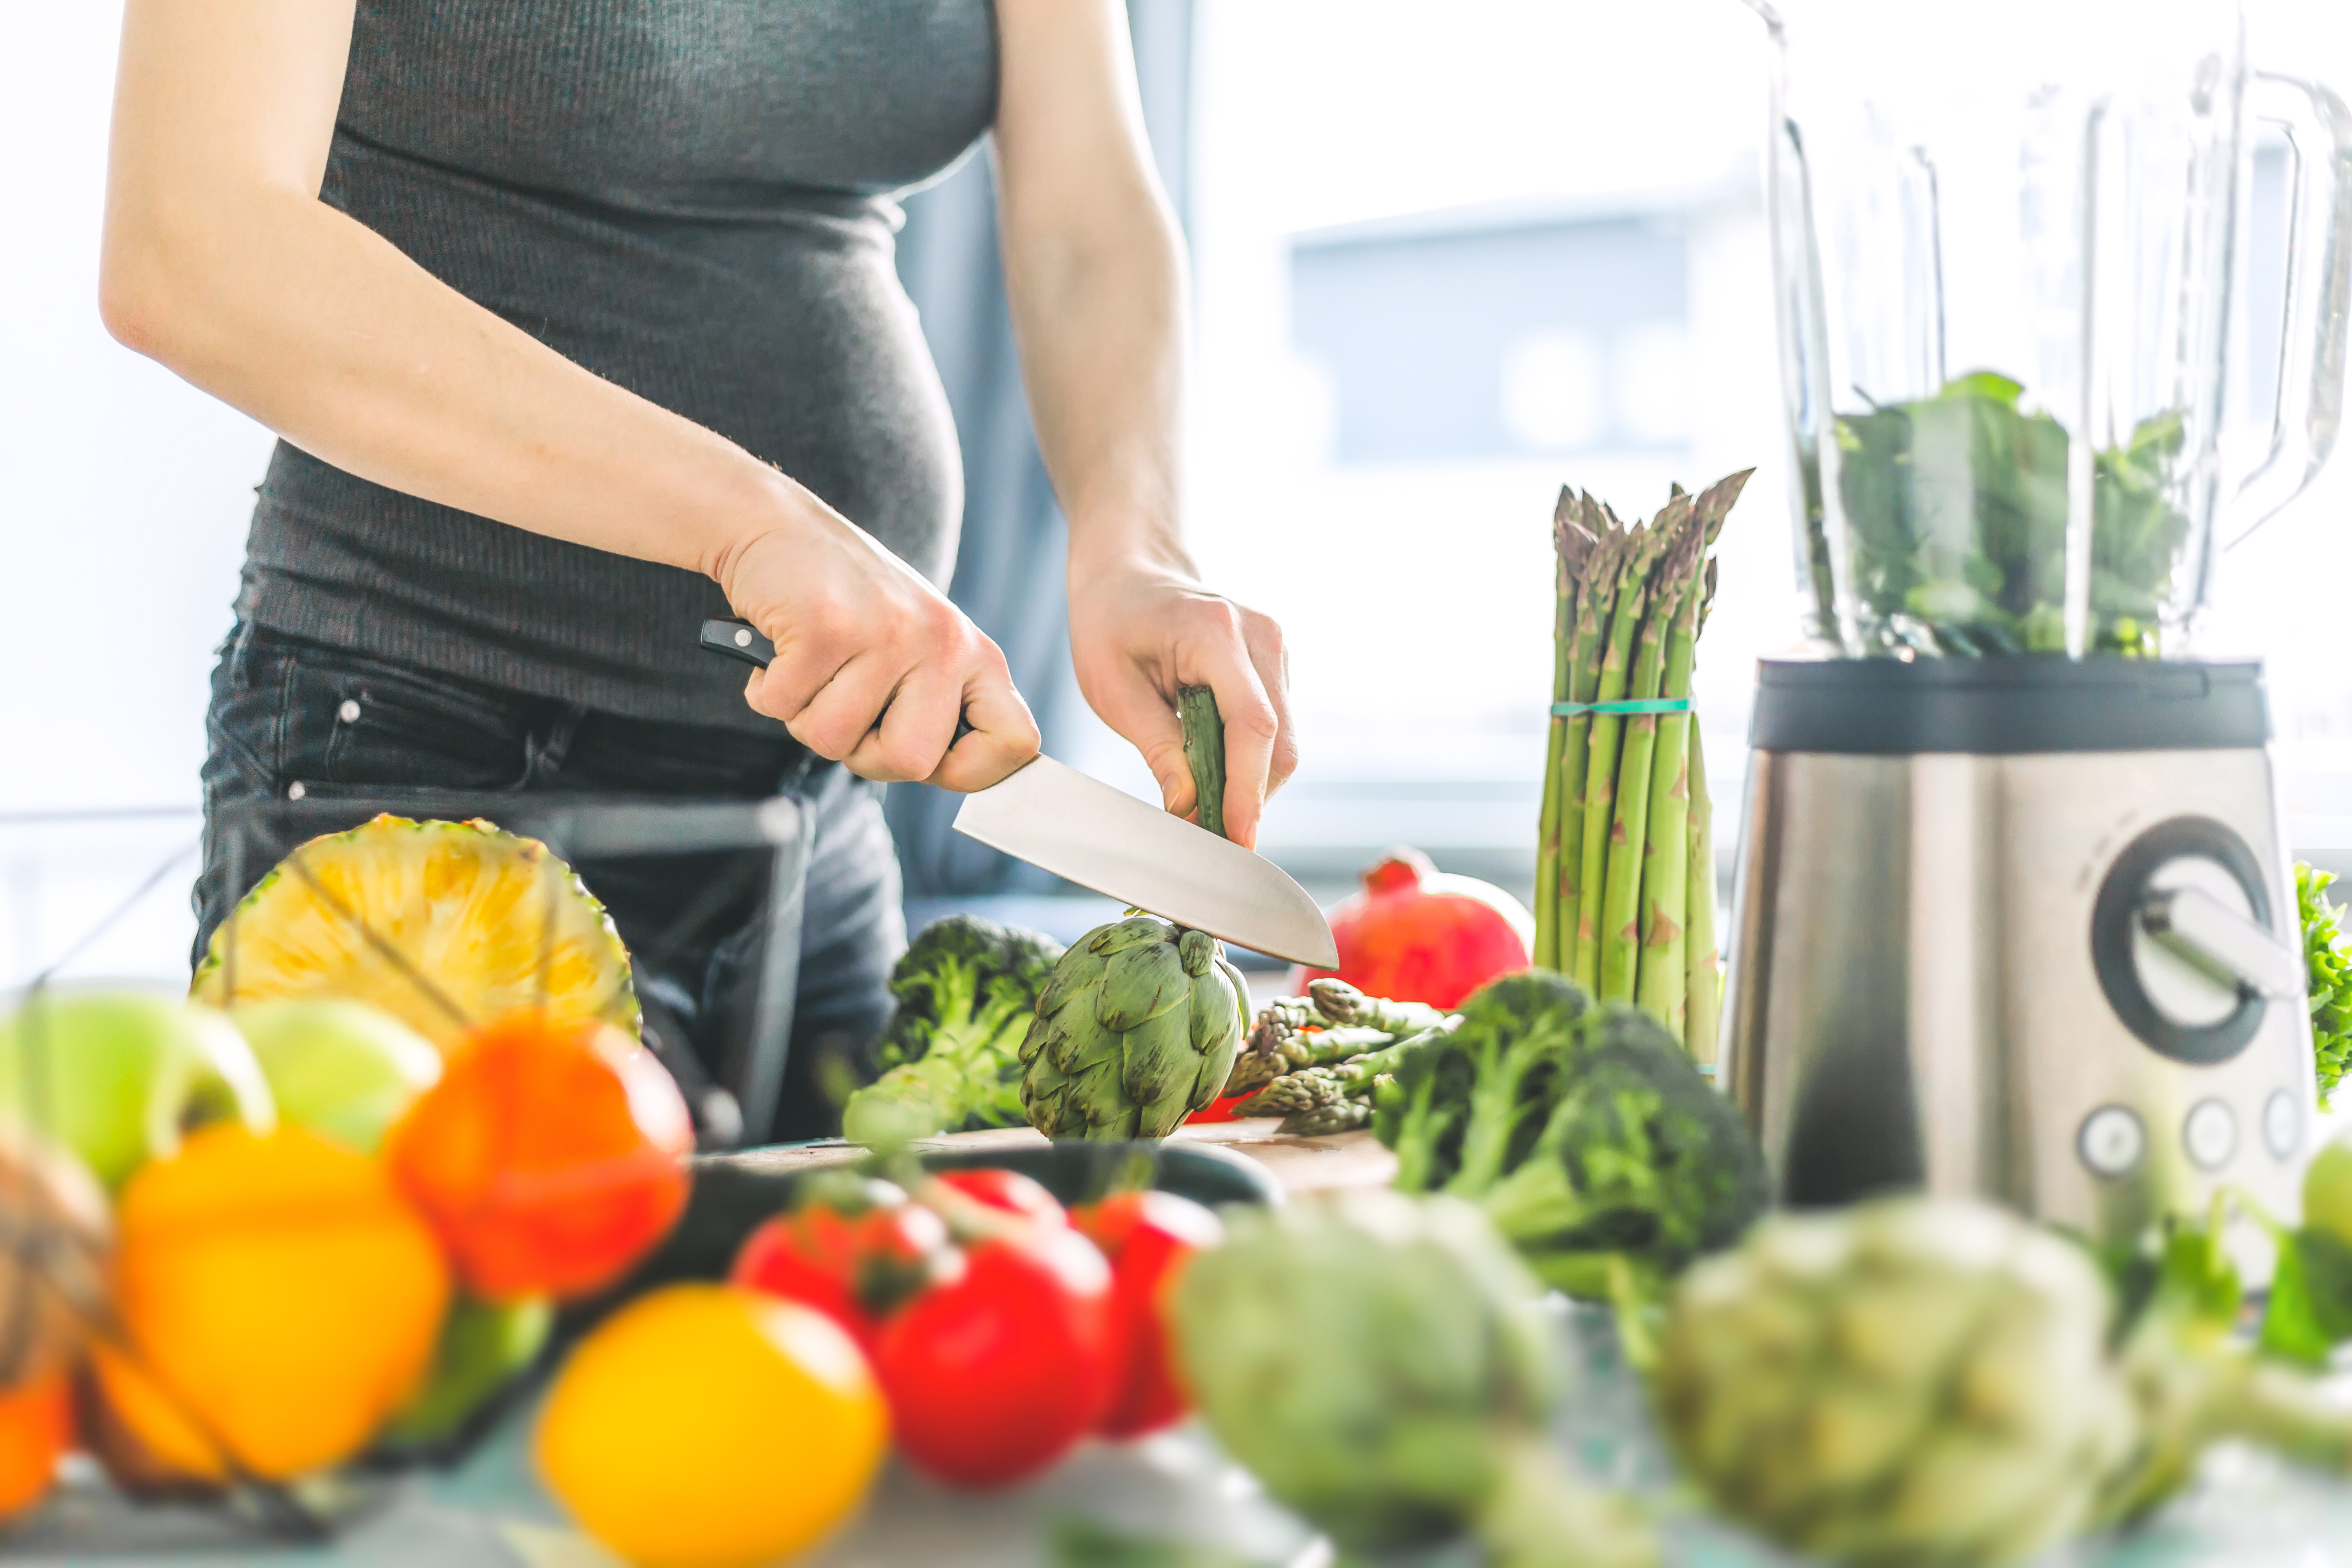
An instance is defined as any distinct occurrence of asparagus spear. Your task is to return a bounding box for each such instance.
[1631,472,1745,1040]
[1534,488,1586,969]
[1305,978,1451,1036]
[1599,515,1701,1003]
[1685,720,1721,1069]
[1180,686,1227,840]
[1558,505,1622,978]
[1570,520,1662,991]
[1634,551,1703,1037]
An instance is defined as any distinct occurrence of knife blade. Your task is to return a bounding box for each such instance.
[698,619,1338,968]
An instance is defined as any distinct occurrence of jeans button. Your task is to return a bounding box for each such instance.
[338,699,362,723]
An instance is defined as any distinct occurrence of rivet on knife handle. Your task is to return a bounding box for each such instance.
[1179,686,1226,841]
[698,618,974,743]
[699,618,775,669]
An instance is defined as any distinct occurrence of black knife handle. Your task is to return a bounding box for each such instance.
[697,619,975,744]
[699,618,775,669]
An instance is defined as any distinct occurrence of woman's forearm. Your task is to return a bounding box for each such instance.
[1000,198,1192,581]
[991,0,1192,584]
[102,186,780,580]
[101,0,779,581]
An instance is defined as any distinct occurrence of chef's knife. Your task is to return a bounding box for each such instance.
[699,619,1339,968]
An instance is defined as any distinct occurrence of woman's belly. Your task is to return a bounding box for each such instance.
[242,131,965,733]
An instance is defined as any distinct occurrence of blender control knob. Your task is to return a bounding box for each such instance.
[2091,817,2277,1066]
[2265,1090,2302,1161]
[2078,1105,2147,1178]
[2184,1099,2237,1171]
[2139,884,2303,1000]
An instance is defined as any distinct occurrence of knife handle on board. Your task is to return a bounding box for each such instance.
[698,619,975,744]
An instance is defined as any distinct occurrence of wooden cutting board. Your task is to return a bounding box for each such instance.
[722,1120,1398,1198]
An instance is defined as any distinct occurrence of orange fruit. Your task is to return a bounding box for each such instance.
[0,1373,72,1519]
[537,1284,886,1568]
[387,1015,692,1302]
[108,1124,451,1480]
[82,1341,230,1494]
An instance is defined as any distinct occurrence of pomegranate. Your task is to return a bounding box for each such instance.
[1291,848,1532,1009]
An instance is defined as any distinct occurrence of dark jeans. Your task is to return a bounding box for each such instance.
[194,622,906,1143]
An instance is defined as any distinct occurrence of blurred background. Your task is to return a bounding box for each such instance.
[4,0,2349,988]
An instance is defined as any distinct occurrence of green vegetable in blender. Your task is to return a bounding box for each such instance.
[1819,371,2190,657]
[840,915,1066,1148]
[2299,863,2352,1108]
[1658,1195,2352,1568]
[1375,972,1766,1294]
[1019,918,1250,1141]
[1171,1189,1656,1568]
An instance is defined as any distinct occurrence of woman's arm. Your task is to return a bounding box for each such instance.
[992,0,1298,849]
[101,0,1035,788]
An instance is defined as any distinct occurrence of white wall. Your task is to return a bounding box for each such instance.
[1,0,273,984]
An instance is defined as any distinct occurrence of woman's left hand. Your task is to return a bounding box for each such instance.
[1067,551,1297,850]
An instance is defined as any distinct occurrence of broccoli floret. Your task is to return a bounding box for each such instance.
[841,914,1064,1147]
[1374,971,1768,1299]
[1476,1004,1768,1298]
[1378,971,1586,1194]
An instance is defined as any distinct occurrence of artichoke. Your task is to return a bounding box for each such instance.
[1655,1197,2140,1568]
[1172,1189,1655,1568]
[1018,917,1249,1141]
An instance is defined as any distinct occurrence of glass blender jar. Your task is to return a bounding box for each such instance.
[1753,0,2352,657]
[1722,0,2352,1241]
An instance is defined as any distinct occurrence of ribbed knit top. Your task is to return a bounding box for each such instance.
[239,0,999,732]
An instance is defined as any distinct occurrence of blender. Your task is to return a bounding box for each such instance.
[1724,0,2352,1242]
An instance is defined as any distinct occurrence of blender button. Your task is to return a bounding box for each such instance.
[2184,1100,2237,1170]
[2078,1106,2146,1178]
[2265,1090,2301,1160]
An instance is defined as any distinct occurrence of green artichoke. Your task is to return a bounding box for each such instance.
[1018,916,1249,1141]
[1172,1189,1655,1568]
[1654,1197,2138,1568]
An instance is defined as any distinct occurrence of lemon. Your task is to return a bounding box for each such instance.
[536,1284,887,1568]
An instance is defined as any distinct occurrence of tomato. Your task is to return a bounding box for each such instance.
[869,1223,1113,1487]
[931,1167,1066,1228]
[386,1015,692,1302]
[730,1180,950,1349]
[1074,1191,1223,1438]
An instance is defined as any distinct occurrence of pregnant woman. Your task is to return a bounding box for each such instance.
[100,0,1295,1138]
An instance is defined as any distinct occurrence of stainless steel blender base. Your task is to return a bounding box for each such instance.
[1722,663,2315,1245]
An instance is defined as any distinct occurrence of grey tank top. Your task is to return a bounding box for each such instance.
[240,0,998,733]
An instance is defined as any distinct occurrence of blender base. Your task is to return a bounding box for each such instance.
[1722,658,2314,1249]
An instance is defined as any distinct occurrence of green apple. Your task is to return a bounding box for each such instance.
[377,1295,555,1452]
[0,990,274,1190]
[234,998,442,1155]
[2307,1134,2352,1244]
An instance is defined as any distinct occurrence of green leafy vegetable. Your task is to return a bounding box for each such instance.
[840,915,1065,1147]
[2300,863,2352,1107]
[1659,1194,2352,1568]
[1374,971,1768,1296]
[1811,372,2190,656]
[1171,1189,1656,1568]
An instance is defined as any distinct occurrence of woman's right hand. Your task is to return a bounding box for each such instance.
[712,472,1040,792]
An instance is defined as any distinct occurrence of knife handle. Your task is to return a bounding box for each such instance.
[698,620,974,744]
[699,618,775,669]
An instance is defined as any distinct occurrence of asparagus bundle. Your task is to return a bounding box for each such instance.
[1222,980,1460,1136]
[1531,472,1752,1064]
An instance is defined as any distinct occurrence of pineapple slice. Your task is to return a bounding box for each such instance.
[192,815,639,1053]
